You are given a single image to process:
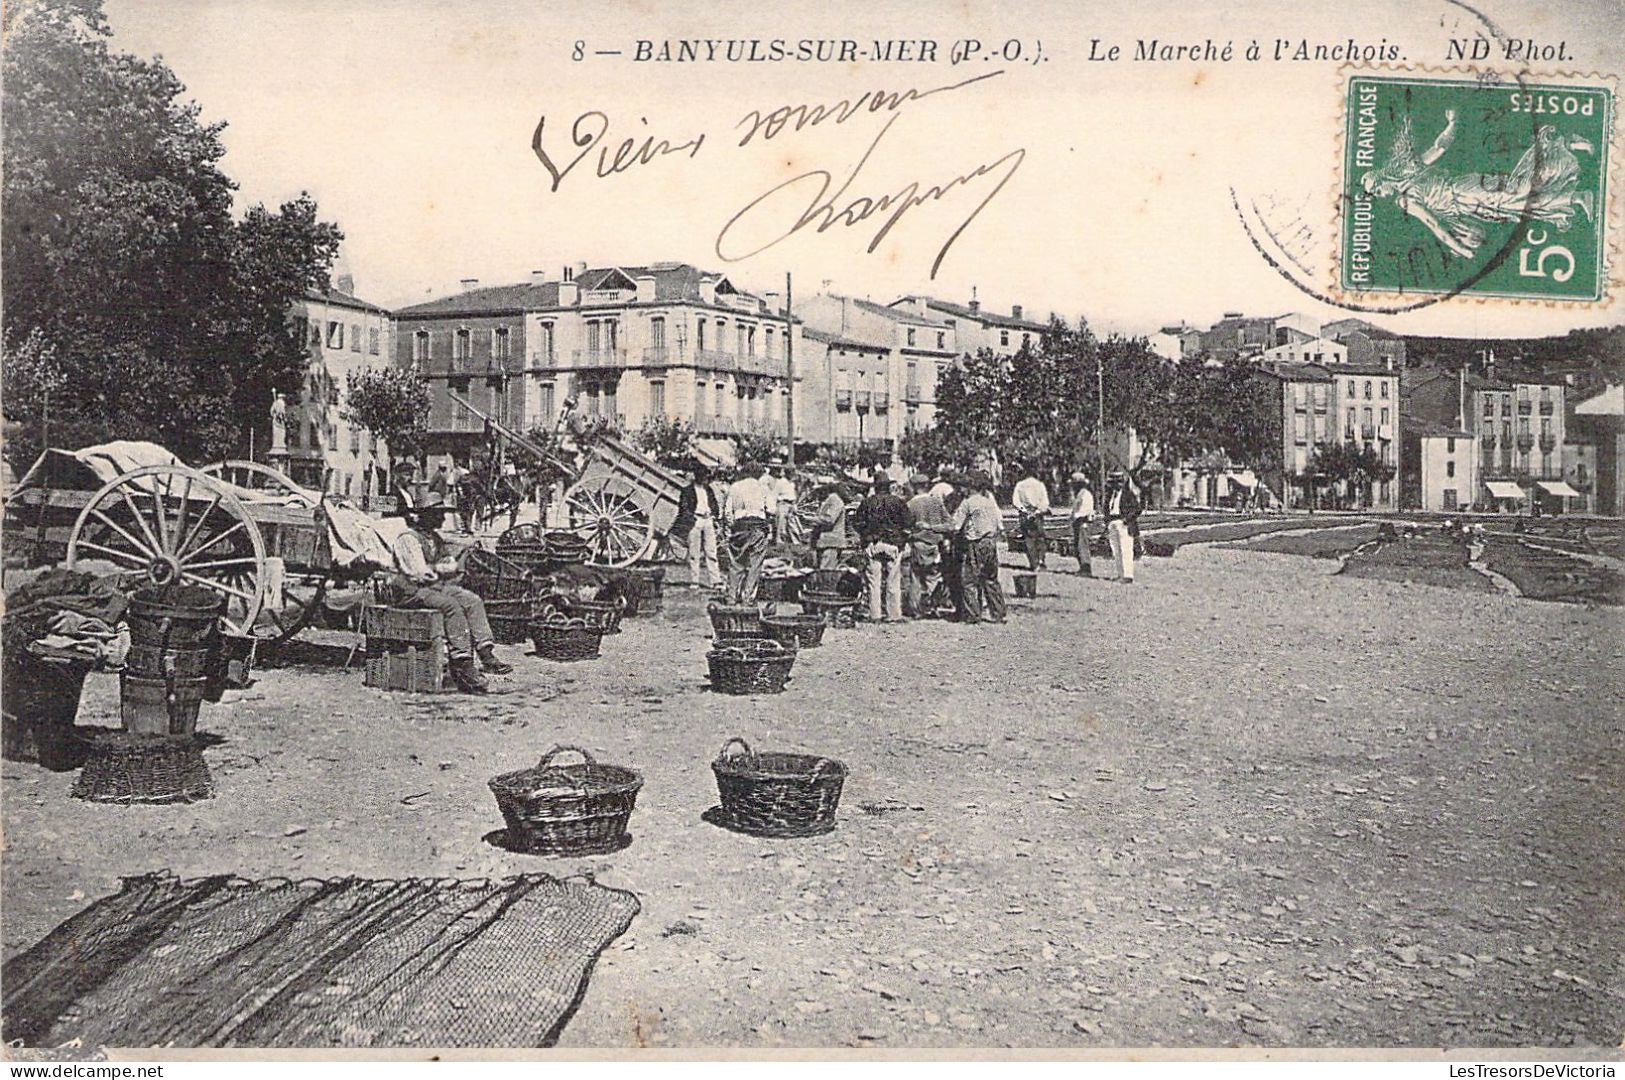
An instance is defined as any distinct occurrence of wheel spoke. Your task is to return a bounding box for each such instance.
[152,471,173,554]
[89,508,158,561]
[180,572,257,603]
[181,555,259,573]
[173,473,193,557]
[115,485,165,556]
[76,541,150,569]
[183,519,247,562]
[176,492,222,558]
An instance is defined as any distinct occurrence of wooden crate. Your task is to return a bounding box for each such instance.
[363,608,446,692]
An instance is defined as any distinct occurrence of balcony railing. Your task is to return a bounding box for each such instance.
[1481,433,1496,448]
[873,391,890,410]
[904,383,921,403]
[1539,400,1554,415]
[737,352,780,377]
[1517,433,1535,451]
[529,350,559,370]
[854,390,873,410]
[834,389,853,410]
[1539,434,1557,452]
[696,349,737,372]
[642,347,673,368]
[1343,428,1355,442]
[1360,424,1375,440]
[1517,400,1533,415]
[572,348,628,368]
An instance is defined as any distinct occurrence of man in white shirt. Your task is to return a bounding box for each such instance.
[1068,472,1095,576]
[723,462,773,603]
[769,460,798,543]
[674,464,720,590]
[1011,467,1052,571]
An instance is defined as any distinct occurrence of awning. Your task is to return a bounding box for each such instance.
[1538,480,1583,498]
[1485,480,1528,500]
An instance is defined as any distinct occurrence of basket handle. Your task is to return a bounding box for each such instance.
[536,744,596,770]
[718,737,753,759]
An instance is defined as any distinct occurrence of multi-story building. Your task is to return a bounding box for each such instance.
[1407,368,1570,510]
[1401,418,1477,512]
[1322,317,1408,370]
[1260,336,1350,368]
[887,294,1047,357]
[1191,312,1319,361]
[277,278,393,501]
[1255,357,1400,509]
[798,294,957,449]
[1572,383,1624,516]
[393,263,799,465]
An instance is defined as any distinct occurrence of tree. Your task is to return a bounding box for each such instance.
[343,367,431,466]
[1,0,342,470]
[631,415,697,466]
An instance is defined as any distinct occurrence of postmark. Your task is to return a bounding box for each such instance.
[1338,72,1615,302]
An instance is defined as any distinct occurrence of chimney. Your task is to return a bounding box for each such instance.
[634,273,655,304]
[1012,304,1023,320]
[764,291,782,314]
[575,260,589,280]
[559,278,580,306]
[336,273,355,296]
[968,297,980,313]
[841,296,851,332]
[459,277,479,291]
[530,269,548,284]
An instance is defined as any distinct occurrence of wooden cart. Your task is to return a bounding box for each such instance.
[5,446,361,641]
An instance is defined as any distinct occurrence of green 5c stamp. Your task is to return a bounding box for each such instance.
[1341,74,1614,302]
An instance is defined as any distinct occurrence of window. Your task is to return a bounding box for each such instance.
[327,321,343,349]
[937,332,946,349]
[603,381,617,419]
[539,382,555,419]
[747,326,756,355]
[368,327,380,355]
[413,330,429,362]
[1381,381,1390,398]
[587,322,602,353]
[764,327,775,357]
[650,317,666,350]
[1380,407,1389,425]
[738,325,748,355]
[715,383,725,416]
[1347,380,1355,395]
[1541,418,1550,436]
[907,328,917,347]
[1519,416,1530,434]
[1483,396,1494,416]
[309,320,322,347]
[493,327,511,360]
[650,380,666,417]
[454,328,471,360]
[350,324,361,352]
[349,425,361,454]
[1363,380,1373,399]
[538,323,555,359]
[1346,407,1355,431]
[1000,330,1010,347]
[1446,460,1456,478]
[307,420,319,448]
[1022,333,1030,348]
[1294,413,1308,444]
[1447,437,1456,453]
[1362,407,1373,426]
[696,321,707,352]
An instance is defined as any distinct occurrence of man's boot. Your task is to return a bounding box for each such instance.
[477,643,513,675]
[449,655,489,694]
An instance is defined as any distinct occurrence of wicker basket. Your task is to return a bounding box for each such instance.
[559,596,625,635]
[707,638,797,695]
[708,602,765,635]
[809,568,852,593]
[484,598,535,645]
[800,589,858,628]
[488,745,642,856]
[72,731,212,804]
[2,652,92,770]
[462,548,536,602]
[762,613,826,649]
[711,737,847,838]
[531,618,604,662]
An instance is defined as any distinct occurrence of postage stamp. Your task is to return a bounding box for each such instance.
[1339,73,1615,302]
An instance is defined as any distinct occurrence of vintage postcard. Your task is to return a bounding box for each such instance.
[1,0,1622,1066]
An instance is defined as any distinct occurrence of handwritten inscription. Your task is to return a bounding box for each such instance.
[530,72,1018,278]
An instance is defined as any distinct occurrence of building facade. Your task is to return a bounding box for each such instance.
[1572,384,1624,517]
[278,279,393,500]
[1407,369,1569,510]
[888,295,1048,357]
[1261,337,1350,368]
[1322,317,1408,370]
[798,294,957,450]
[393,263,799,466]
[1257,358,1400,509]
[1401,419,1478,512]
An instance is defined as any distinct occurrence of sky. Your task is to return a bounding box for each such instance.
[101,0,1624,340]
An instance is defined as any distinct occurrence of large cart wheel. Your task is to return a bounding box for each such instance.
[200,459,319,507]
[66,464,268,636]
[564,477,655,567]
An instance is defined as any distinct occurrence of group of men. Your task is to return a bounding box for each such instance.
[671,457,1146,625]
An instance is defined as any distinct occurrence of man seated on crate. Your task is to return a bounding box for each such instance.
[388,492,514,694]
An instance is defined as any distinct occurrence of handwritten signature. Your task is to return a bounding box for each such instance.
[715,115,1025,279]
[530,70,1020,277]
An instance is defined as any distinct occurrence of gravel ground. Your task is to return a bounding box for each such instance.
[3,545,1622,1050]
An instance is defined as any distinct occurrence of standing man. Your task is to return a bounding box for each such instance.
[428,462,450,503]
[672,464,721,591]
[853,473,910,623]
[1104,469,1143,584]
[723,462,773,604]
[905,473,950,617]
[949,471,1007,625]
[770,460,798,544]
[1012,465,1051,571]
[388,493,515,694]
[812,481,854,570]
[1068,472,1095,576]
[940,473,969,620]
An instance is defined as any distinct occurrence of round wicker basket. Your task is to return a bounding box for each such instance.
[488,745,642,856]
[762,613,826,649]
[707,602,765,635]
[530,618,603,662]
[707,638,796,695]
[711,737,847,837]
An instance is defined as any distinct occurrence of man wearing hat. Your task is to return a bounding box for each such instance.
[1103,469,1143,584]
[853,471,910,622]
[723,461,774,603]
[1068,472,1096,576]
[948,470,1007,624]
[388,492,514,693]
[768,458,798,543]
[904,473,950,617]
[1011,464,1052,572]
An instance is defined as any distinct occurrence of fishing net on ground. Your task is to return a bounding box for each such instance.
[2,871,639,1049]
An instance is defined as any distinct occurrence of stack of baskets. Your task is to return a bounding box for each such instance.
[488,745,642,856]
[542,530,592,567]
[707,638,796,695]
[800,589,858,629]
[460,548,538,645]
[122,585,223,737]
[531,616,603,662]
[708,602,767,641]
[495,524,551,576]
[762,613,826,650]
[711,737,847,837]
